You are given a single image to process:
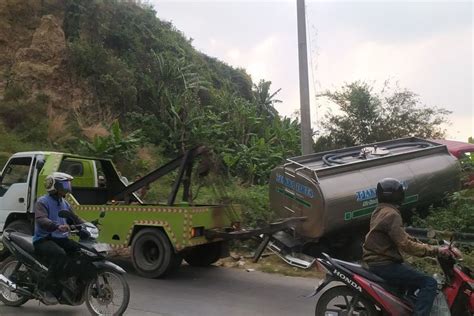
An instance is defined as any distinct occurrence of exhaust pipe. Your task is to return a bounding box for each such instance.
[0,274,32,297]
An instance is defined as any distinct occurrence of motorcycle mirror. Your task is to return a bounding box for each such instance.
[99,210,106,218]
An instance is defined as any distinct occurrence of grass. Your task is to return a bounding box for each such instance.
[217,251,324,279]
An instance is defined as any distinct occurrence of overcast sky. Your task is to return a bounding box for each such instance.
[150,0,473,141]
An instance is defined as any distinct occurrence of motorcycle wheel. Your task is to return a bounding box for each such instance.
[85,269,130,316]
[0,256,30,307]
[315,285,378,316]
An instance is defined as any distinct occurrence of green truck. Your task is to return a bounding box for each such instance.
[0,147,241,278]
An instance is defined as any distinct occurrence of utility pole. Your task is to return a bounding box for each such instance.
[296,0,313,155]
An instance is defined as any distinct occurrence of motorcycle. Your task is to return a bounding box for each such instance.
[312,239,473,315]
[0,210,130,315]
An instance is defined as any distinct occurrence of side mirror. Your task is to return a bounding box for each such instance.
[36,159,45,171]
[99,210,106,218]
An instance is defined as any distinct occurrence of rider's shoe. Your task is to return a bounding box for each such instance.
[39,290,58,305]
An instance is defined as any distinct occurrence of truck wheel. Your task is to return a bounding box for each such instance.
[168,254,183,273]
[184,242,222,267]
[302,242,330,259]
[131,228,178,278]
[5,220,32,235]
[343,236,364,261]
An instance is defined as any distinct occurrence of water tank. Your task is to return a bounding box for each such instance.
[269,138,461,239]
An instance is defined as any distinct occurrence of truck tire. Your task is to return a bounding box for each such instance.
[302,242,330,259]
[184,242,222,267]
[131,228,179,278]
[168,254,183,273]
[342,235,364,261]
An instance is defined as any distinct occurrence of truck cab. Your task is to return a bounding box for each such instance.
[0,152,102,234]
[434,139,474,188]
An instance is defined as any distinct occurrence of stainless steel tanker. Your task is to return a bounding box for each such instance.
[269,137,461,257]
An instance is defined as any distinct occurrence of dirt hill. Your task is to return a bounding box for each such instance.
[2,1,81,104]
[0,0,252,139]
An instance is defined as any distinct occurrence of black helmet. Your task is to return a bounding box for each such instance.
[376,178,405,204]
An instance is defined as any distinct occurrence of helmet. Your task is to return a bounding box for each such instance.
[45,172,74,194]
[376,178,405,204]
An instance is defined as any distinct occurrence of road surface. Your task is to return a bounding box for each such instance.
[1,260,319,316]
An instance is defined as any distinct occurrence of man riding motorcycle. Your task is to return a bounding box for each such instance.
[33,172,85,304]
[362,178,452,316]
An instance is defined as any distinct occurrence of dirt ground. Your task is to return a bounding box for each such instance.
[108,246,324,278]
[216,251,324,278]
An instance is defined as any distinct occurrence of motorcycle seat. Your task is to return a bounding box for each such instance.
[10,232,35,254]
[333,259,387,284]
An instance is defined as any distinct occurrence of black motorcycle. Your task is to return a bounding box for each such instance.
[0,210,130,315]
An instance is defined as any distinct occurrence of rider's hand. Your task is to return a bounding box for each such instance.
[437,246,452,259]
[57,224,70,232]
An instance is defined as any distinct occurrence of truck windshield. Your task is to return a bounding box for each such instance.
[0,157,32,196]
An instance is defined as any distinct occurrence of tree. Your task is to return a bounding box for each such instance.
[315,81,451,151]
[80,120,143,161]
[146,51,208,154]
[253,79,281,120]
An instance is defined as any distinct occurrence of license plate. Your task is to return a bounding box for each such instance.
[94,243,111,253]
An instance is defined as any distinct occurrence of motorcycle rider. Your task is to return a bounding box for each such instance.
[362,178,451,316]
[32,172,85,304]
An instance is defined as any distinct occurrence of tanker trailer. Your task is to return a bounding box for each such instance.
[268,137,461,260]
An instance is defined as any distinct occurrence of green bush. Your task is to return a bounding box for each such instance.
[410,189,473,273]
[219,184,273,228]
[413,189,474,233]
[0,85,49,143]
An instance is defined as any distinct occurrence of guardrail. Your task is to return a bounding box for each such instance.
[406,227,474,247]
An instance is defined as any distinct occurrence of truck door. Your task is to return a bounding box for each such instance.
[0,156,33,230]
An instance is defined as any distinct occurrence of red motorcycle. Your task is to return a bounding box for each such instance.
[312,241,473,315]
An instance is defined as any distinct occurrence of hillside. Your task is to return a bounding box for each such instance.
[0,0,253,109]
[0,0,301,183]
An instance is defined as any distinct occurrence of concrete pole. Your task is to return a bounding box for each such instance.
[296,0,313,155]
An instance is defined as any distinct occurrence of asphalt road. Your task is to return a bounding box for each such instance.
[0,260,319,316]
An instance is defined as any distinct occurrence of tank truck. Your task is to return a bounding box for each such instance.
[267,137,462,261]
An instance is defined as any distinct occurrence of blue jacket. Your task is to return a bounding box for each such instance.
[33,194,72,243]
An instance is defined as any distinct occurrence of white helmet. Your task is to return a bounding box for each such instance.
[45,172,74,193]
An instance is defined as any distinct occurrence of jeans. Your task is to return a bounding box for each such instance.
[369,262,437,316]
[33,237,80,292]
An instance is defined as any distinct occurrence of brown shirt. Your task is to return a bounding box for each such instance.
[363,203,438,265]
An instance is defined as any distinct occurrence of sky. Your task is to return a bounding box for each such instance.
[149,0,473,141]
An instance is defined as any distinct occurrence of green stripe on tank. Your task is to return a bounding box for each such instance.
[344,194,419,221]
[276,188,312,208]
[402,194,419,205]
